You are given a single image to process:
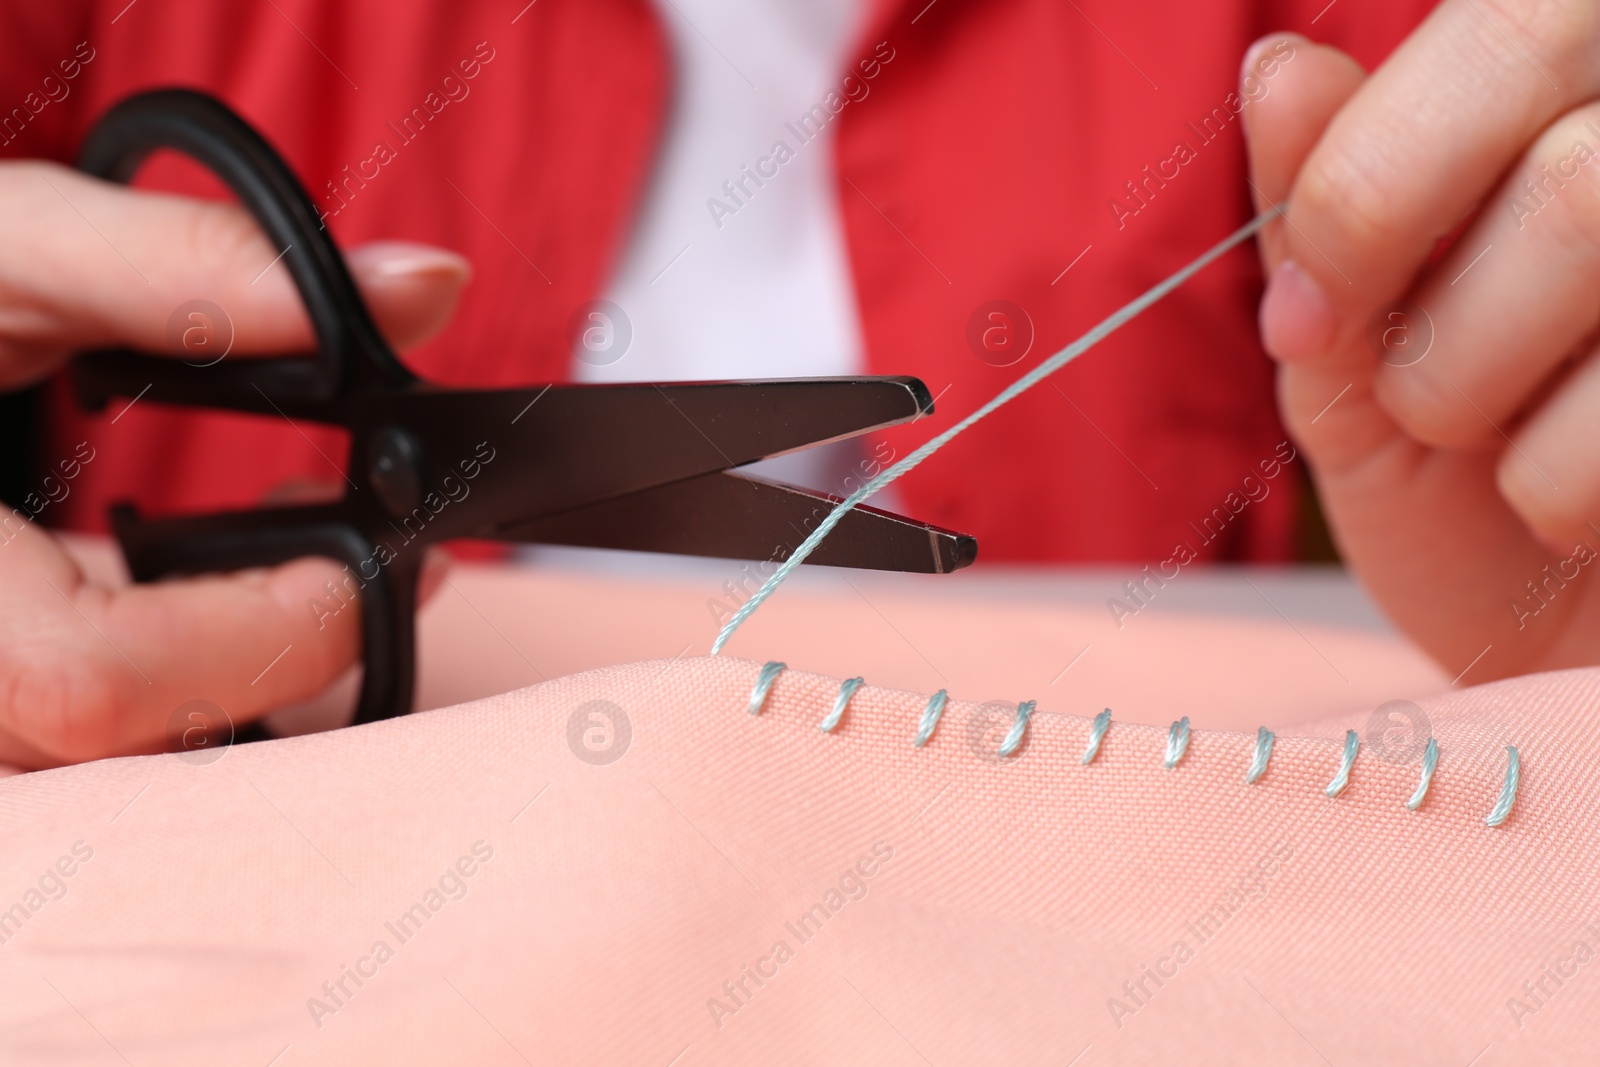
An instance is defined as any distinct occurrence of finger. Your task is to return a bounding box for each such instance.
[417,548,451,606]
[1261,0,1600,363]
[0,162,470,386]
[345,241,473,353]
[1499,343,1600,547]
[1243,36,1401,472]
[1241,35,1368,359]
[1,528,360,764]
[1370,104,1600,446]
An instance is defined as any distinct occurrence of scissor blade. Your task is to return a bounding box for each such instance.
[365,376,934,535]
[498,470,977,574]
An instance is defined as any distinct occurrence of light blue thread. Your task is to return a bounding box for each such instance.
[1082,709,1112,765]
[747,661,786,716]
[1246,726,1275,784]
[1486,745,1521,827]
[709,207,1284,655]
[1405,736,1439,811]
[914,689,948,747]
[1326,729,1359,797]
[820,676,863,733]
[999,700,1035,758]
[1164,717,1191,769]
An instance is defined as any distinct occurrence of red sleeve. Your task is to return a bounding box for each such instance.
[0,4,96,163]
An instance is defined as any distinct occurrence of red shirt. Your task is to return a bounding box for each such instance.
[0,0,1433,562]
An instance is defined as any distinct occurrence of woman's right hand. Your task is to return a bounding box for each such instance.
[0,160,470,768]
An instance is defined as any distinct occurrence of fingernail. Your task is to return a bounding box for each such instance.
[1260,259,1337,361]
[347,240,472,282]
[1240,33,1305,87]
[1239,37,1275,91]
[1238,34,1304,143]
[1494,460,1570,555]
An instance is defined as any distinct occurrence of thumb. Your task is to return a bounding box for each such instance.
[0,483,457,769]
[2,522,364,766]
[0,161,470,386]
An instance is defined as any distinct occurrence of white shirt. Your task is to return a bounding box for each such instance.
[575,0,871,493]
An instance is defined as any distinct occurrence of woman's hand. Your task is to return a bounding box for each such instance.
[0,161,469,767]
[1244,5,1600,683]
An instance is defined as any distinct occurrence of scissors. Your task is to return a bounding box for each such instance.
[69,89,977,726]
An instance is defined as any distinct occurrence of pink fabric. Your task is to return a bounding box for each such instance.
[410,561,1450,733]
[1,554,1595,1063]
[39,535,1451,740]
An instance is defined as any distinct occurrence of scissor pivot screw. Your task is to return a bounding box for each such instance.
[367,425,426,517]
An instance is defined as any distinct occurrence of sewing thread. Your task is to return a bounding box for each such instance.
[1246,726,1275,784]
[748,661,786,716]
[821,676,864,733]
[1486,745,1520,827]
[1082,709,1112,765]
[710,207,1284,654]
[999,700,1035,758]
[1326,729,1358,797]
[740,669,1523,830]
[1406,736,1438,811]
[1164,717,1191,769]
[915,689,948,747]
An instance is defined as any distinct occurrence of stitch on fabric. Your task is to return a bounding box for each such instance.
[998,700,1034,758]
[1246,726,1275,784]
[820,677,863,733]
[915,689,948,747]
[1326,729,1358,797]
[770,677,1524,831]
[1406,736,1438,811]
[1082,709,1112,765]
[1164,717,1191,769]
[1486,745,1520,827]
[747,661,786,716]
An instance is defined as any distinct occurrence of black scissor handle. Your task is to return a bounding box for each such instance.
[109,502,418,726]
[69,89,423,725]
[72,88,414,424]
